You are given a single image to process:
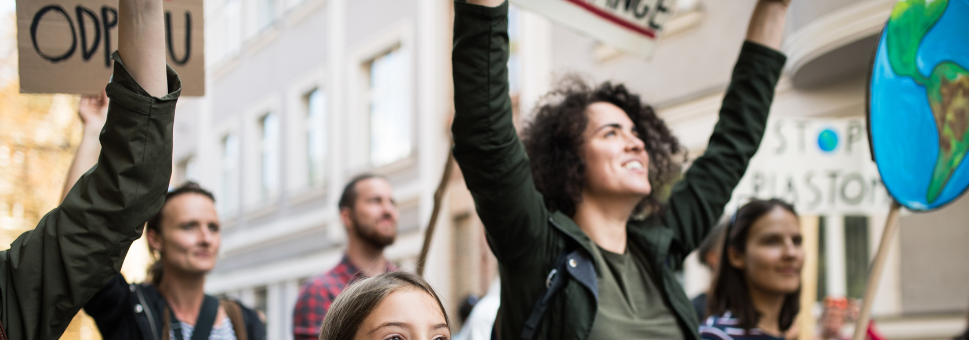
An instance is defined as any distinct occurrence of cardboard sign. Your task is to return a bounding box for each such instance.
[868,0,969,211]
[16,0,204,95]
[511,0,677,59]
[730,117,892,215]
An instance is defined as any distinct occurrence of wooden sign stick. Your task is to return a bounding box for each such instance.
[416,148,455,277]
[852,200,902,340]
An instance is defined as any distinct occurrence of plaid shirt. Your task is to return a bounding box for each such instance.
[292,255,397,340]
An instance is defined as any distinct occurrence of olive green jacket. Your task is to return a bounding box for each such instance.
[450,2,786,339]
[0,52,181,340]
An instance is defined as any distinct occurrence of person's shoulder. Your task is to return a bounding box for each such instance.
[699,313,784,340]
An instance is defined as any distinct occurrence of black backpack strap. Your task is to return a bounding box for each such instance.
[169,295,220,340]
[519,247,573,340]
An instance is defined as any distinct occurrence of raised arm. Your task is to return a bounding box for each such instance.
[0,0,180,335]
[451,0,549,263]
[60,92,109,203]
[656,0,790,258]
[117,0,168,97]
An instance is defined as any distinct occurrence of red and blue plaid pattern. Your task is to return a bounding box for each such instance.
[292,256,396,340]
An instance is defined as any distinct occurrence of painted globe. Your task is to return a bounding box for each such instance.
[869,0,969,210]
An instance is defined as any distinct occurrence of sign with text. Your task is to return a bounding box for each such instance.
[511,0,677,59]
[729,117,892,215]
[16,0,204,95]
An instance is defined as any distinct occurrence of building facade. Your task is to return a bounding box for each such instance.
[172,0,454,339]
[171,0,968,339]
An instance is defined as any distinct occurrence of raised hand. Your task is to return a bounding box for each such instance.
[747,0,792,50]
[117,0,168,97]
[78,91,109,134]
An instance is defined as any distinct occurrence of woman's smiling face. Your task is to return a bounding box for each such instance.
[353,289,451,340]
[580,102,652,199]
[729,207,804,296]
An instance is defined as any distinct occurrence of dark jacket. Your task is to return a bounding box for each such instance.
[450,2,786,339]
[84,274,266,340]
[0,52,180,340]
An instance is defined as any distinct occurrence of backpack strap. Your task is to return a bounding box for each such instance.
[165,295,220,340]
[519,247,573,340]
[220,299,248,340]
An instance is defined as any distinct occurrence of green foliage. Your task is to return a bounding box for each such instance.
[886,0,949,84]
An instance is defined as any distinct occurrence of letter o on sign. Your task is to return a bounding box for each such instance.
[30,5,77,63]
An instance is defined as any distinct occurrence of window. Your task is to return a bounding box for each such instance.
[306,89,326,187]
[175,157,197,185]
[260,113,280,201]
[221,134,240,216]
[257,0,275,31]
[844,216,870,299]
[254,286,268,317]
[366,47,412,167]
[211,0,241,62]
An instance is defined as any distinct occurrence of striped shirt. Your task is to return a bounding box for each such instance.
[169,317,237,340]
[699,312,783,340]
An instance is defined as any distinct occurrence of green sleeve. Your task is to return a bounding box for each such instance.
[451,0,550,264]
[657,42,786,260]
[0,51,181,340]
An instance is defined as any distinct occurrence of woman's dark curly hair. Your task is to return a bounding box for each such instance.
[521,76,683,218]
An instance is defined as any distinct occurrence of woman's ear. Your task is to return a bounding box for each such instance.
[146,228,163,252]
[727,246,745,270]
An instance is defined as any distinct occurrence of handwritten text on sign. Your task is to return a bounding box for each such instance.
[512,0,677,59]
[729,117,893,215]
[16,0,204,95]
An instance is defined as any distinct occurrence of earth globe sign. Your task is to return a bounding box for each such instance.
[869,0,969,211]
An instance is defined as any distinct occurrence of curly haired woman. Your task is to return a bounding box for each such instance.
[451,0,792,339]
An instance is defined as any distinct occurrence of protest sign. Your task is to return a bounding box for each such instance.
[857,1,969,338]
[16,0,204,95]
[729,117,892,216]
[510,0,678,59]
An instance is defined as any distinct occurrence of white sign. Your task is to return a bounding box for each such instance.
[511,0,677,59]
[729,117,893,215]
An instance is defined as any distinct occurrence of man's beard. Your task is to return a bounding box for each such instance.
[350,212,396,249]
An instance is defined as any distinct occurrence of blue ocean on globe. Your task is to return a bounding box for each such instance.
[869,0,969,211]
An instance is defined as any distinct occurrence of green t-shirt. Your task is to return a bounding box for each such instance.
[587,244,684,340]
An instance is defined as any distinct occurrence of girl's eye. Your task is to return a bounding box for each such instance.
[605,130,616,137]
[386,336,404,340]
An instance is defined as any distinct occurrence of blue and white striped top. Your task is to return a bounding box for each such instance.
[699,312,784,340]
[169,317,238,340]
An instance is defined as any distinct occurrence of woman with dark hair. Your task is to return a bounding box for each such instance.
[82,182,266,340]
[319,271,450,340]
[702,199,803,339]
[452,0,791,338]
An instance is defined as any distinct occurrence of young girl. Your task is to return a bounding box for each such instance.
[702,199,804,340]
[319,272,450,340]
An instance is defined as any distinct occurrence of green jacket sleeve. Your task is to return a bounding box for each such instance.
[0,52,181,340]
[657,42,786,260]
[451,0,550,264]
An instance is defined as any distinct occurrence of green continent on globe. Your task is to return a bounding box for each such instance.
[885,0,969,203]
[926,63,969,202]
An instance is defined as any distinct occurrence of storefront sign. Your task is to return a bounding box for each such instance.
[730,117,892,215]
[511,0,677,59]
[16,0,204,95]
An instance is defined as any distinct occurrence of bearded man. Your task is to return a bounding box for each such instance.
[292,174,399,340]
